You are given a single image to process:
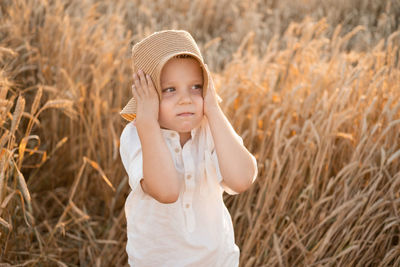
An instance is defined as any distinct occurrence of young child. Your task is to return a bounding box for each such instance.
[119,30,257,267]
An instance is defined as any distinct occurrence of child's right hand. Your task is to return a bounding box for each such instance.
[131,70,159,128]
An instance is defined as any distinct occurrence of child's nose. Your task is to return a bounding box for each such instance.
[178,90,192,104]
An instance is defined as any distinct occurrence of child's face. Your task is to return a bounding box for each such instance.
[159,57,204,134]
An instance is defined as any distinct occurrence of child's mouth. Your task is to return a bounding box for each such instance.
[177,112,194,117]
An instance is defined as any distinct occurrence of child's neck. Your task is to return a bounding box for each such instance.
[179,132,191,147]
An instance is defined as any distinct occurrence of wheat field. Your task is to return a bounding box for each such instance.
[1,0,400,266]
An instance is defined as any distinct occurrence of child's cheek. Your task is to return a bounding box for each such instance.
[161,93,173,99]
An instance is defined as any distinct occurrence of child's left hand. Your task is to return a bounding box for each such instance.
[203,64,221,116]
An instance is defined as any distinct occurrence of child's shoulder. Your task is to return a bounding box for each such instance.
[120,122,140,146]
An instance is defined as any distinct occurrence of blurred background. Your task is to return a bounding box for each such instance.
[0,0,399,266]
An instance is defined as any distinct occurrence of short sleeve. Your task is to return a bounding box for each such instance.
[119,122,143,192]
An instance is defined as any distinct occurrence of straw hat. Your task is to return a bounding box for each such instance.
[120,30,209,121]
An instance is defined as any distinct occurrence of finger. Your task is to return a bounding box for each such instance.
[133,73,143,98]
[131,84,139,100]
[204,64,210,77]
[145,74,157,96]
[138,70,149,96]
[204,64,214,88]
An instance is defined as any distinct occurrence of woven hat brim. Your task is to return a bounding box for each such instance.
[120,97,137,121]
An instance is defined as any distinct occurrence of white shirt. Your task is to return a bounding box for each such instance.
[120,117,256,267]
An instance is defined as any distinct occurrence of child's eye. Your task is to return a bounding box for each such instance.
[162,87,175,93]
[192,84,203,90]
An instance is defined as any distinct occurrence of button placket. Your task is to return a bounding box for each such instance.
[167,133,184,173]
[181,143,196,232]
[182,148,195,189]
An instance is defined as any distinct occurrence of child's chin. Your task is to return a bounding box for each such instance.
[176,121,201,133]
[176,125,196,133]
[160,116,203,133]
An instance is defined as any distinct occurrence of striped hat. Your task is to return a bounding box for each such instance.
[120,30,209,121]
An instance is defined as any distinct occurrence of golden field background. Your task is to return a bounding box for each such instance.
[1,0,400,266]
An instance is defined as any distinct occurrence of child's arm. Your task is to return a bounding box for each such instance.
[204,68,257,194]
[132,70,181,203]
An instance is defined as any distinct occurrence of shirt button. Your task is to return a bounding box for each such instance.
[174,147,180,153]
[185,204,190,208]
[186,174,192,180]
[170,132,177,138]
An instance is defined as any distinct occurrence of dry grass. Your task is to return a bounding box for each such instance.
[1,0,399,266]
